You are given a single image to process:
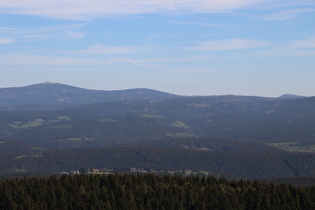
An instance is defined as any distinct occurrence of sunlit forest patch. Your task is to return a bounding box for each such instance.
[268,142,315,153]
[96,118,118,122]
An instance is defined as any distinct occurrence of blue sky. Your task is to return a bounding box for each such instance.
[1,0,315,97]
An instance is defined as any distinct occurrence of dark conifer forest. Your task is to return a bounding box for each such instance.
[1,174,315,210]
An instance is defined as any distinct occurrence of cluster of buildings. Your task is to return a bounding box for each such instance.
[58,167,216,177]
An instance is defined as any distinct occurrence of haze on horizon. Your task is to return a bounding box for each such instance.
[1,0,315,97]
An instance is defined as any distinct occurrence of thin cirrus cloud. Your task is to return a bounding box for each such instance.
[0,38,15,44]
[0,53,119,66]
[190,38,268,51]
[0,52,173,67]
[72,44,153,55]
[289,37,315,49]
[0,25,85,41]
[0,0,268,20]
[65,31,85,39]
[0,24,83,34]
[261,8,315,21]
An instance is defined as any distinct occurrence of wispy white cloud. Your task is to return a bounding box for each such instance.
[0,0,268,20]
[261,8,315,21]
[234,37,315,58]
[0,38,15,44]
[289,37,315,49]
[65,31,85,39]
[0,53,118,66]
[1,47,315,70]
[0,24,83,35]
[2,36,315,68]
[0,52,162,66]
[0,24,85,41]
[0,50,235,68]
[248,48,315,58]
[72,44,150,55]
[190,38,268,51]
[0,54,78,66]
[170,21,221,28]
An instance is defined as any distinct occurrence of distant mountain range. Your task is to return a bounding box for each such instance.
[0,82,179,111]
[0,83,314,180]
[0,82,308,111]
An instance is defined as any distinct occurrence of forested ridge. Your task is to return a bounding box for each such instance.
[0,83,178,111]
[2,95,315,151]
[0,174,314,210]
[1,146,315,179]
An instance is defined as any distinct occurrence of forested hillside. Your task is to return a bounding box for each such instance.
[122,137,281,151]
[1,147,315,179]
[1,95,315,150]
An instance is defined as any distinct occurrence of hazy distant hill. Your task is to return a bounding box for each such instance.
[0,82,179,111]
[278,94,306,99]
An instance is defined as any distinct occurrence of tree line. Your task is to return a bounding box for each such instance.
[0,174,314,209]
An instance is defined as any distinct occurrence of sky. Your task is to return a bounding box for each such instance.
[0,0,315,97]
